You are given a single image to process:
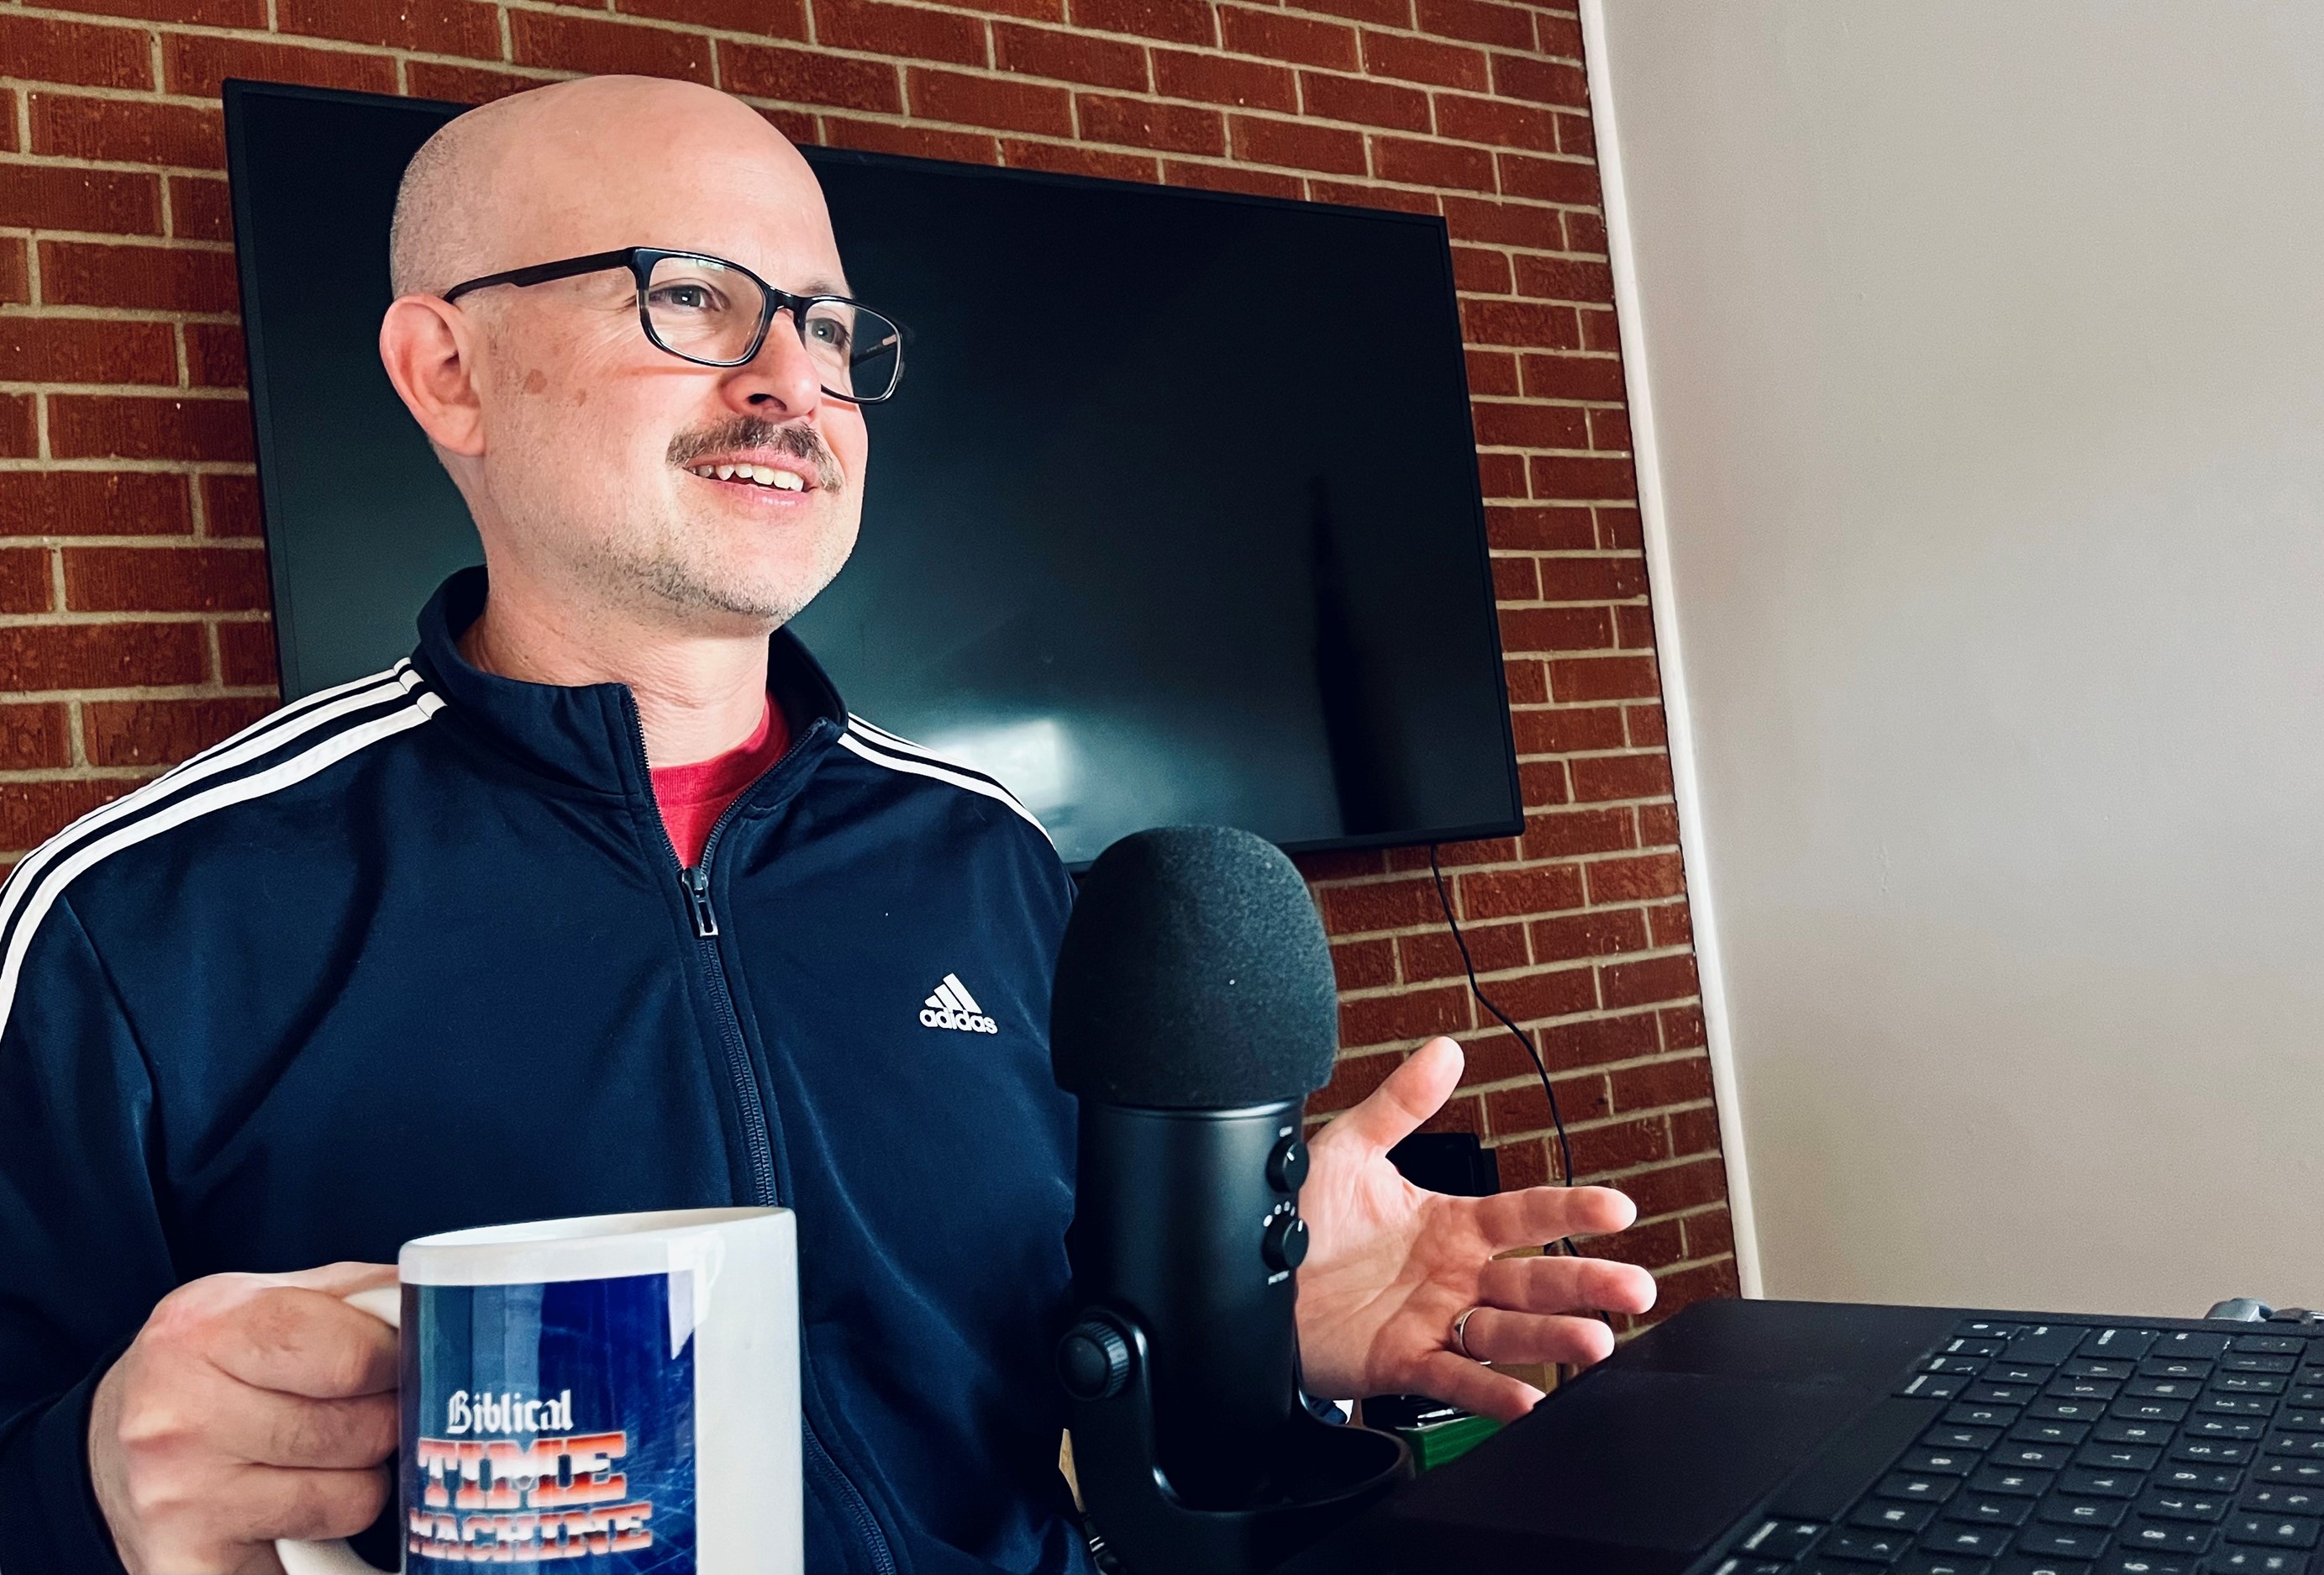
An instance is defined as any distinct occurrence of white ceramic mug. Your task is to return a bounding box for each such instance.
[277,1206,800,1574]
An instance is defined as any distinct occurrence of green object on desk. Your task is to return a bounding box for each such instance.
[1392,1412,1501,1472]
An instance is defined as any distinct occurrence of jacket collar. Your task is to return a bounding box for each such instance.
[408,566,848,798]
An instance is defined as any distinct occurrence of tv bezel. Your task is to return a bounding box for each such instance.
[221,76,1525,860]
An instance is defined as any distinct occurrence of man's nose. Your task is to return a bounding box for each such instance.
[721,308,825,416]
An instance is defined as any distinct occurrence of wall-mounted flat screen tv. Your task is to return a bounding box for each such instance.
[223,80,1520,865]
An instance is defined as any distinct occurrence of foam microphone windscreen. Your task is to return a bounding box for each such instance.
[1052,825,1340,1109]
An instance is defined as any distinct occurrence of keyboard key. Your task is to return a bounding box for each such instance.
[2289,1387,2324,1407]
[1948,1495,2035,1527]
[2032,1399,2109,1423]
[2102,1558,2193,1574]
[1927,1426,2004,1452]
[2132,1490,2227,1522]
[1990,1364,2057,1387]
[1971,1383,2042,1406]
[1995,1444,2074,1470]
[2267,1438,2324,1460]
[1852,1499,1938,1534]
[1971,1467,2056,1498]
[2112,1398,2190,1424]
[1910,1447,1985,1474]
[2154,1464,2241,1493]
[2257,1462,2324,1485]
[2078,1442,2163,1471]
[1826,1526,1914,1562]
[2098,1420,2174,1446]
[2048,1377,2121,1402]
[2127,1377,2203,1401]
[1922,1525,2014,1557]
[2141,1356,2214,1380]
[2013,1420,2093,1446]
[1878,1472,1963,1503]
[2173,1438,2254,1466]
[1953,1325,2018,1346]
[2009,1522,2109,1561]
[2080,1329,2158,1362]
[2153,1332,2232,1361]
[1901,1372,1972,1400]
[1949,1403,2025,1429]
[1927,1354,1990,1376]
[2277,1412,2324,1434]
[2207,1548,2309,1573]
[2186,1418,2269,1441]
[2037,1496,2127,1530]
[2219,1376,2293,1395]
[2224,1355,2301,1376]
[2064,1358,2136,1381]
[2118,1520,2214,1553]
[2226,1514,2323,1548]
[1737,1519,1824,1558]
[2006,1327,2090,1367]
[1915,1559,1992,1575]
[2243,1485,2324,1514]
[2205,1396,2283,1418]
[2058,1468,2141,1498]
[2236,1336,2310,1356]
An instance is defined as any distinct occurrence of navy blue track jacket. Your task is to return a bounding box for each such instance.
[0,567,1091,1573]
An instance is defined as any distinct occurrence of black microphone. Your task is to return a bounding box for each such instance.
[1052,826,1408,1571]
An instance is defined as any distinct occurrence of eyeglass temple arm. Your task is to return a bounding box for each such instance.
[439,249,642,303]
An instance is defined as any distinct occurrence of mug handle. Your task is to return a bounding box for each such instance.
[275,1285,402,1575]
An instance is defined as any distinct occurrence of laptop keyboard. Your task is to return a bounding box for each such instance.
[1712,1319,2324,1575]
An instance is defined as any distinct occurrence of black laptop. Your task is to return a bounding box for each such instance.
[1292,1298,2322,1574]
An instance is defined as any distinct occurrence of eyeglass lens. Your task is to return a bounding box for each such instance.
[644,255,901,399]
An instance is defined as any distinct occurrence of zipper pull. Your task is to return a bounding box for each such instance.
[681,866,719,938]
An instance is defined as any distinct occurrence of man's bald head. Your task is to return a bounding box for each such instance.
[375,71,870,646]
[388,76,833,299]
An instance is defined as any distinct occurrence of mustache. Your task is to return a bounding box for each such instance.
[666,418,845,493]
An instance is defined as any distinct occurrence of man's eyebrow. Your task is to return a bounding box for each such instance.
[793,277,850,297]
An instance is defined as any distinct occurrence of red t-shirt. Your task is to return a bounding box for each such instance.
[649,698,792,867]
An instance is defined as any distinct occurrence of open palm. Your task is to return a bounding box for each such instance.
[1293,1037,1659,1421]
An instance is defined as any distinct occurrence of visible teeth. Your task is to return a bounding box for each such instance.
[772,471,804,491]
[744,465,771,485]
[716,464,736,480]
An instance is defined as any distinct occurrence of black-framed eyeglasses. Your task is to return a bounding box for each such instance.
[440,246,906,403]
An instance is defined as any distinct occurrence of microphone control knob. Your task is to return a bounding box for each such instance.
[1262,1213,1310,1272]
[1265,1135,1310,1194]
[1057,1320,1132,1401]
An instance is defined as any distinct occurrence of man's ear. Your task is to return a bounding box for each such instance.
[378,295,487,457]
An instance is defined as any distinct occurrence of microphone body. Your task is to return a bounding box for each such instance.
[1051,826,1409,1570]
[1070,1098,1305,1507]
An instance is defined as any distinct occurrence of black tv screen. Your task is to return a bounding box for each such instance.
[223,81,1519,865]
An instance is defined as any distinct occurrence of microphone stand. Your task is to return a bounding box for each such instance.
[1060,1308,1412,1573]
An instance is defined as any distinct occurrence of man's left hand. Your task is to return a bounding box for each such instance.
[1294,1036,1659,1422]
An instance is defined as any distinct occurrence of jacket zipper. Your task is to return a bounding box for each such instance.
[625,699,896,1574]
[621,697,774,1206]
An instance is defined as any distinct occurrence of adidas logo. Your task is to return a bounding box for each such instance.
[920,972,999,1035]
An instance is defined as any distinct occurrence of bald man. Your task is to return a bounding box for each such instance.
[0,76,1653,1573]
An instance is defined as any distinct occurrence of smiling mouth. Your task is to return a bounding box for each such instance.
[686,462,808,493]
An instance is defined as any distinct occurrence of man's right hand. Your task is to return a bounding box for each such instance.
[87,1262,399,1575]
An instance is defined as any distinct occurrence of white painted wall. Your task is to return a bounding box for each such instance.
[1585,0,2324,1316]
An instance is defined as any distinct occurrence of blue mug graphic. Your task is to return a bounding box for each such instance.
[278,1208,800,1574]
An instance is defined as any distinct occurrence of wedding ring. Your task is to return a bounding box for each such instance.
[1452,1305,1486,1362]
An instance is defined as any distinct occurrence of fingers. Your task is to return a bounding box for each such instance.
[1470,1183,1638,1251]
[1315,1037,1464,1156]
[209,1387,398,1471]
[1455,1308,1617,1369]
[226,1462,393,1544]
[1402,1350,1547,1425]
[202,1287,400,1399]
[1476,1251,1659,1318]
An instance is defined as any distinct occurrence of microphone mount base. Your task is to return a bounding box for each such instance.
[1065,1309,1413,1573]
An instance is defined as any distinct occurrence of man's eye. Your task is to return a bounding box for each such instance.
[807,317,851,350]
[650,283,719,312]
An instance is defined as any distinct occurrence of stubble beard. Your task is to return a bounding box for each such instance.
[622,416,856,627]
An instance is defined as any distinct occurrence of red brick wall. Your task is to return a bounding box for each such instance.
[0,0,1738,1324]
